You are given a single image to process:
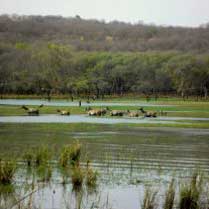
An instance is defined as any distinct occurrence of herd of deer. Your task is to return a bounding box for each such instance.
[86,107,161,117]
[21,105,166,118]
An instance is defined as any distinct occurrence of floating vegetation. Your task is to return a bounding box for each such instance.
[179,173,202,209]
[164,179,175,209]
[0,160,16,185]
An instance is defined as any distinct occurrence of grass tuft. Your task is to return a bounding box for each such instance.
[0,160,16,185]
[23,150,34,166]
[86,161,98,188]
[142,188,157,209]
[59,141,82,167]
[164,179,175,209]
[35,146,51,166]
[179,173,202,209]
[71,166,84,190]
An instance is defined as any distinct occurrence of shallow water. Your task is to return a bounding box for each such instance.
[0,114,209,125]
[0,124,209,209]
[0,114,183,124]
[0,98,174,107]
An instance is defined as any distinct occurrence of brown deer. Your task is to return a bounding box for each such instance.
[57,109,70,115]
[127,110,140,117]
[110,110,124,116]
[21,104,44,116]
[139,107,157,118]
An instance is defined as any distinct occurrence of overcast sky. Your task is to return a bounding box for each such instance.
[0,0,209,27]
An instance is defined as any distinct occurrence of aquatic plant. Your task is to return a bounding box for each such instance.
[71,166,84,190]
[59,141,82,167]
[164,179,175,209]
[35,146,51,166]
[23,150,34,166]
[0,160,16,185]
[59,145,71,167]
[86,161,98,188]
[69,141,81,166]
[36,165,52,182]
[179,173,202,209]
[142,188,157,209]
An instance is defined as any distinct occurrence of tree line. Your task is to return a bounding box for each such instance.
[0,43,209,98]
[0,15,209,53]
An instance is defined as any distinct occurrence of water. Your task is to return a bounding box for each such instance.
[0,99,209,209]
[0,99,174,107]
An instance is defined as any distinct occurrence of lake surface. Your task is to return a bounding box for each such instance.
[0,98,209,209]
[0,99,174,107]
[0,123,209,209]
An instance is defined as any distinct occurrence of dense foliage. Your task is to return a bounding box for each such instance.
[0,15,209,52]
[0,15,209,97]
[0,43,209,97]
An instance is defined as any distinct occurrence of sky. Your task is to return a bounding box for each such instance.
[0,0,209,27]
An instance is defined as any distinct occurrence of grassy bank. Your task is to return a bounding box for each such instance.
[1,102,209,118]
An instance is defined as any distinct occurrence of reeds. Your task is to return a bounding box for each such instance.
[69,141,81,166]
[23,150,33,166]
[59,141,81,167]
[0,160,16,185]
[179,173,202,209]
[86,160,98,188]
[142,188,157,209]
[59,146,71,167]
[164,179,175,209]
[71,166,84,190]
[35,146,51,166]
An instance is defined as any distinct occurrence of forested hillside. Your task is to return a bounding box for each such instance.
[0,15,209,97]
[1,15,209,52]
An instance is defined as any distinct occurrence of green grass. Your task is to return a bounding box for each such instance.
[0,160,16,185]
[0,123,209,160]
[1,99,209,118]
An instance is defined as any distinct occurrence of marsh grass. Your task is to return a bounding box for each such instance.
[36,165,52,182]
[179,173,202,209]
[86,161,98,188]
[164,179,175,209]
[69,141,81,166]
[59,141,81,167]
[142,188,157,209]
[35,146,51,166]
[0,160,16,185]
[59,146,71,167]
[23,150,34,166]
[71,166,84,190]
